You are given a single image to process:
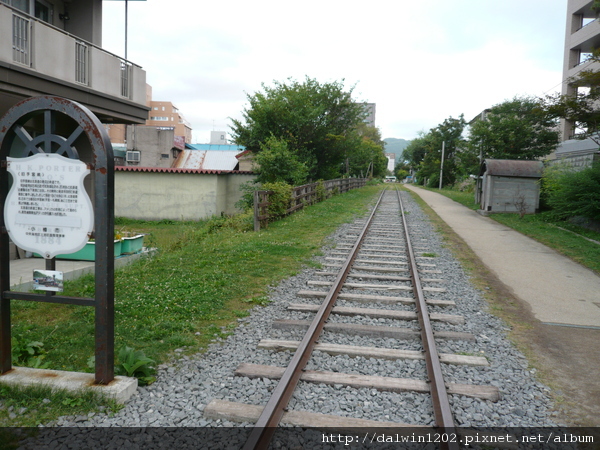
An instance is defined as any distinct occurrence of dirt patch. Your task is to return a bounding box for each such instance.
[418,196,600,427]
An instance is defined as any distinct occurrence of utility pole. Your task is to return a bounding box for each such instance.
[438,141,445,190]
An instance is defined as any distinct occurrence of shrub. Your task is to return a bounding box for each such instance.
[315,180,326,202]
[262,181,292,220]
[544,161,600,220]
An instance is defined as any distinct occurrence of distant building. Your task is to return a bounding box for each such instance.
[124,126,184,168]
[104,85,193,167]
[211,131,228,145]
[560,0,600,141]
[363,103,376,127]
[236,150,254,172]
[555,0,600,167]
[385,153,395,174]
[148,99,192,143]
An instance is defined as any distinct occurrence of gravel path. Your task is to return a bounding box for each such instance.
[19,190,566,449]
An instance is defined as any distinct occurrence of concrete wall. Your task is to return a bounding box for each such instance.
[115,171,255,221]
[481,176,540,214]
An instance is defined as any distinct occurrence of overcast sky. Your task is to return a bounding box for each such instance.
[102,0,568,144]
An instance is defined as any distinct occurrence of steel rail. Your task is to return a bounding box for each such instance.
[396,189,459,450]
[242,190,386,450]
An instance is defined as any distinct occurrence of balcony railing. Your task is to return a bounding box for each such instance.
[11,12,29,66]
[75,41,88,85]
[1,3,145,105]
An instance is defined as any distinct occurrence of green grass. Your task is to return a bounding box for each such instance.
[2,185,384,427]
[0,383,121,438]
[425,187,600,275]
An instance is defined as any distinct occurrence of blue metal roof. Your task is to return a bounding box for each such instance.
[185,143,246,151]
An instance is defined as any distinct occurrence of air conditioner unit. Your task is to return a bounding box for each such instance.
[126,151,140,162]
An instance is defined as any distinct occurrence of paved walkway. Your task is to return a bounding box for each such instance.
[405,185,600,329]
[9,253,146,292]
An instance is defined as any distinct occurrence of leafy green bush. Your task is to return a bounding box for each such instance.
[254,136,309,185]
[315,180,326,202]
[544,161,600,220]
[262,181,293,219]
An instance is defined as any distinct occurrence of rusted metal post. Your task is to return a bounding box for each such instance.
[93,116,115,385]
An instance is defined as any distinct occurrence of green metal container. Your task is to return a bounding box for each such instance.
[120,235,144,254]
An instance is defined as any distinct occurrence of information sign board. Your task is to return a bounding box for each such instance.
[4,153,94,259]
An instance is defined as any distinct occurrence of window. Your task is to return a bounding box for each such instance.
[3,1,54,24]
[3,0,30,14]
[161,154,169,159]
[34,0,52,24]
[150,116,169,121]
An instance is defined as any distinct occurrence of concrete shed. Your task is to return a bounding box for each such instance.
[476,159,544,215]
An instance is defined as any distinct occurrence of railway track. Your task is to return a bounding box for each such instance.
[204,188,500,448]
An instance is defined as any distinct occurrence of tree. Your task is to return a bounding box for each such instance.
[402,133,430,170]
[467,97,559,173]
[416,115,467,187]
[253,136,308,185]
[394,161,410,181]
[344,123,388,178]
[230,77,367,181]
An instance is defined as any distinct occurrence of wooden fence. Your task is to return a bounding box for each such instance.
[253,178,367,231]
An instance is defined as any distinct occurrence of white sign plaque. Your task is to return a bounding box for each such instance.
[4,153,94,259]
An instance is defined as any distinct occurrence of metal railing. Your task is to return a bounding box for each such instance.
[75,41,88,85]
[12,12,29,66]
[120,61,131,99]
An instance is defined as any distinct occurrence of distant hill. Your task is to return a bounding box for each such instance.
[383,138,411,163]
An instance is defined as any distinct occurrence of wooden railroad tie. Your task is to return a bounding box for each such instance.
[234,363,499,402]
[287,303,465,325]
[297,290,455,307]
[257,339,489,366]
[307,280,447,293]
[272,320,476,341]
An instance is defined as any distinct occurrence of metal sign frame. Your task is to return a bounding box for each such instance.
[0,96,115,384]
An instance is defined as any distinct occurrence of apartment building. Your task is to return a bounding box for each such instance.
[0,0,148,125]
[555,0,600,167]
[103,85,193,166]
[147,100,192,143]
